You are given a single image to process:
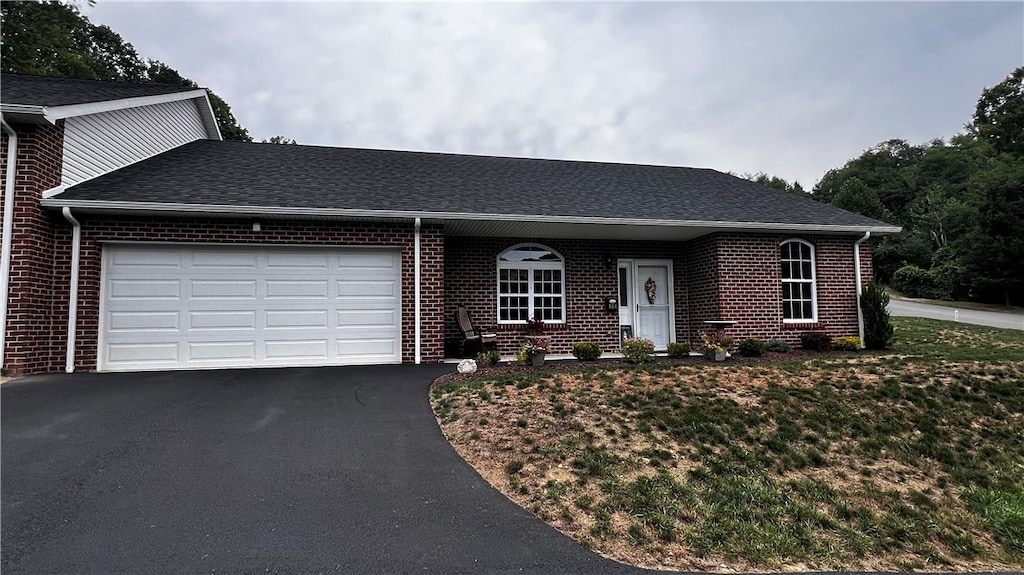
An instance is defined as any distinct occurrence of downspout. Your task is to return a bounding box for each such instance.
[1,121,18,372]
[853,231,871,349]
[61,207,82,373]
[414,218,422,364]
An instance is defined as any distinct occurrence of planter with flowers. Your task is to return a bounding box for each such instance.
[701,331,734,362]
[518,316,550,366]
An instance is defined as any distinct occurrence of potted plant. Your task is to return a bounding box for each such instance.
[522,337,550,366]
[701,331,733,362]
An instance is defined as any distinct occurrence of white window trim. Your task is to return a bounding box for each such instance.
[496,243,566,325]
[781,238,818,323]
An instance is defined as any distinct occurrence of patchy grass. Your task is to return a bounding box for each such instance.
[431,317,1024,572]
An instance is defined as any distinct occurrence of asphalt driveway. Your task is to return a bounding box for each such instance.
[1,365,656,574]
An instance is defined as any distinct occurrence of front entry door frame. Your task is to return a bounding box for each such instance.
[617,259,675,350]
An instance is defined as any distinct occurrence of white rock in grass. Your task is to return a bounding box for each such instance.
[457,359,478,374]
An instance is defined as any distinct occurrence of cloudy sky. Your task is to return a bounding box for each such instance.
[84,1,1022,190]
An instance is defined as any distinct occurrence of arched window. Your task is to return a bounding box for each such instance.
[497,244,565,324]
[780,239,817,322]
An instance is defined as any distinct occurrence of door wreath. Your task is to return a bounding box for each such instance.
[645,277,657,304]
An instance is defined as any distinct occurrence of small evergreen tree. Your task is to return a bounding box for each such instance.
[860,281,894,349]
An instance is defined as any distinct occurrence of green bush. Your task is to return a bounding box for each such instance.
[800,332,832,351]
[834,336,862,351]
[737,338,766,357]
[861,281,894,350]
[622,338,655,364]
[765,339,792,353]
[892,264,946,299]
[572,341,602,361]
[666,342,691,358]
[476,349,501,366]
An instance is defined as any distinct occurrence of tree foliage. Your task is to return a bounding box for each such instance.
[809,67,1023,305]
[738,172,808,197]
[1,1,251,141]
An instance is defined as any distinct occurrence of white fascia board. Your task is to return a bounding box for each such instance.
[38,198,904,235]
[195,92,222,141]
[43,90,211,122]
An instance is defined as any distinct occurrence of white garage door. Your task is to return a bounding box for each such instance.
[99,244,402,371]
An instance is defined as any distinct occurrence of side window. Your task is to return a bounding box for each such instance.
[497,244,565,323]
[780,239,816,322]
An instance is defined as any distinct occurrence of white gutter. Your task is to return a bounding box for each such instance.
[854,231,871,349]
[414,217,422,365]
[61,207,82,373]
[1,121,18,372]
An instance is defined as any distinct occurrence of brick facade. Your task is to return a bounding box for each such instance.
[3,121,874,375]
[1,122,66,375]
[445,233,874,357]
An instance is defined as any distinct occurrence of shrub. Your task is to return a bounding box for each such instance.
[861,281,894,349]
[476,349,501,366]
[800,332,832,351]
[515,344,531,366]
[765,339,792,353]
[892,264,946,299]
[834,336,862,351]
[737,338,766,357]
[666,342,691,358]
[622,338,655,364]
[572,341,602,361]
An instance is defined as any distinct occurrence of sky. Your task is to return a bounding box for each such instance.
[83,1,1023,190]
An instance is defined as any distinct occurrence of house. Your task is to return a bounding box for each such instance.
[1,73,900,376]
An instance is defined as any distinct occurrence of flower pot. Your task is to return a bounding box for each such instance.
[714,349,727,362]
[530,351,546,366]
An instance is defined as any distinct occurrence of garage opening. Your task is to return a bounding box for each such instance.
[99,244,402,371]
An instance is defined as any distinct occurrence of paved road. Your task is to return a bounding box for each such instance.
[889,299,1024,331]
[1,366,659,575]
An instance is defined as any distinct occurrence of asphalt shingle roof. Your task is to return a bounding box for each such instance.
[1,73,198,108]
[59,139,893,229]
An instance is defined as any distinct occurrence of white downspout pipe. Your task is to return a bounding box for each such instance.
[61,207,82,373]
[1,121,18,372]
[854,231,871,349]
[414,217,422,364]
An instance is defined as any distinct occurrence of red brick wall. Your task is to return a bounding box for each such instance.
[446,233,874,356]
[444,237,691,356]
[712,233,873,346]
[0,122,66,376]
[48,216,445,371]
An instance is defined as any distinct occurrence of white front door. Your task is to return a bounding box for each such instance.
[618,260,674,350]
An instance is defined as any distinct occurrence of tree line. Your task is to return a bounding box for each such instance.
[1,1,252,141]
[745,68,1023,307]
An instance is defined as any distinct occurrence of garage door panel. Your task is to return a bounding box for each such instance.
[188,311,256,330]
[266,251,330,270]
[190,251,257,268]
[106,342,179,364]
[264,310,329,329]
[190,280,257,299]
[187,341,256,362]
[265,280,329,299]
[108,279,181,300]
[111,248,182,268]
[337,338,398,358]
[107,311,180,332]
[264,339,329,359]
[101,245,401,371]
[338,309,397,327]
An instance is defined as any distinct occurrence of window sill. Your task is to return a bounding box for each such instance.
[497,323,568,332]
[782,321,824,330]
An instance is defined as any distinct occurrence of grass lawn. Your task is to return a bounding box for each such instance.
[431,318,1024,572]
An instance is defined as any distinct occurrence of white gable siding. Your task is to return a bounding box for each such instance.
[61,98,208,187]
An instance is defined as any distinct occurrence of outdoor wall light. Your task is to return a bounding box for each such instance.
[603,253,615,270]
[252,220,261,232]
